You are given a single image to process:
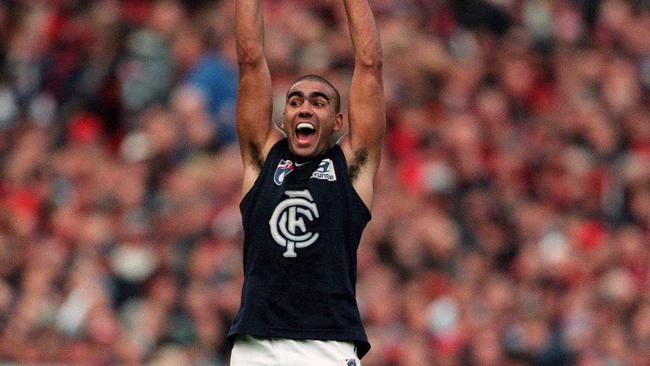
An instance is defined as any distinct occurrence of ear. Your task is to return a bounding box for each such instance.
[333,112,343,132]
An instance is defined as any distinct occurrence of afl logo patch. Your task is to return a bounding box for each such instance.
[274,159,294,185]
[269,189,319,258]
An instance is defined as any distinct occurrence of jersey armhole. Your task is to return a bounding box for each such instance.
[239,181,257,217]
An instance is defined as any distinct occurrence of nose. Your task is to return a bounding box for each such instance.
[298,101,314,117]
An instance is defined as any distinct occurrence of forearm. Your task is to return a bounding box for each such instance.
[342,0,383,69]
[234,0,274,171]
[235,0,265,65]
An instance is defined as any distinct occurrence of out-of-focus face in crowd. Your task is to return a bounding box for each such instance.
[0,0,648,364]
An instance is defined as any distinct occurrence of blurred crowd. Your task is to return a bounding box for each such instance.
[0,0,649,365]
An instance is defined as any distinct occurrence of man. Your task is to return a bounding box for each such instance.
[228,0,384,364]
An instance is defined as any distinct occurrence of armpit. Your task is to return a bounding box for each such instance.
[249,141,263,170]
[348,148,368,181]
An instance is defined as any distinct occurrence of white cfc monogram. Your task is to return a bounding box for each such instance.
[269,190,320,258]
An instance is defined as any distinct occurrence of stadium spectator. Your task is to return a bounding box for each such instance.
[0,0,648,365]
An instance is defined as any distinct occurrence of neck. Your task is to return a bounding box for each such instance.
[287,141,331,161]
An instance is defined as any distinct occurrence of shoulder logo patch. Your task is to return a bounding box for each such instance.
[274,159,294,185]
[311,159,337,181]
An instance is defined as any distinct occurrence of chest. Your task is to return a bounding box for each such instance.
[250,156,348,258]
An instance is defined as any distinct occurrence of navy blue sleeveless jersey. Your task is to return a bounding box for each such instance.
[228,139,371,358]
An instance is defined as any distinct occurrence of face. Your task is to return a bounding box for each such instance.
[282,80,343,159]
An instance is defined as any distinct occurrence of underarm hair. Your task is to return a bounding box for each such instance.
[348,148,368,181]
[249,141,263,170]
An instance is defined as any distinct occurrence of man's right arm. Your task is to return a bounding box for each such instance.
[235,0,281,194]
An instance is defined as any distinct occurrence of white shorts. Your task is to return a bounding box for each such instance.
[230,335,362,366]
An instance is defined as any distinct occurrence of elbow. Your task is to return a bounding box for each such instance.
[356,53,383,70]
[356,43,384,70]
[237,54,263,67]
[237,52,264,67]
[236,41,265,66]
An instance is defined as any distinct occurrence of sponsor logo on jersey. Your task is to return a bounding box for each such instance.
[310,159,337,181]
[345,359,359,366]
[269,189,319,258]
[274,159,294,185]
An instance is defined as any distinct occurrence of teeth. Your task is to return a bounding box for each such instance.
[296,123,315,131]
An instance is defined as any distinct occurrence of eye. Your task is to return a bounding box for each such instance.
[313,100,326,107]
[289,99,302,107]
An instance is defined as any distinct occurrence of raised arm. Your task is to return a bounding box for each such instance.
[339,0,386,210]
[235,0,281,194]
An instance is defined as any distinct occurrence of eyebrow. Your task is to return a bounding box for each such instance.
[287,91,304,100]
[309,91,331,101]
[287,91,331,102]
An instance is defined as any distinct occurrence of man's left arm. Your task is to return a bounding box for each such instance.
[339,0,385,210]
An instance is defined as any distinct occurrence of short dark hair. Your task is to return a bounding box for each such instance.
[288,74,341,113]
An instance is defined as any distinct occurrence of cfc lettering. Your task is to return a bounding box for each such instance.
[269,190,320,257]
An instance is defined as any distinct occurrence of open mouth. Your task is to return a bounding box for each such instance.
[295,122,316,144]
